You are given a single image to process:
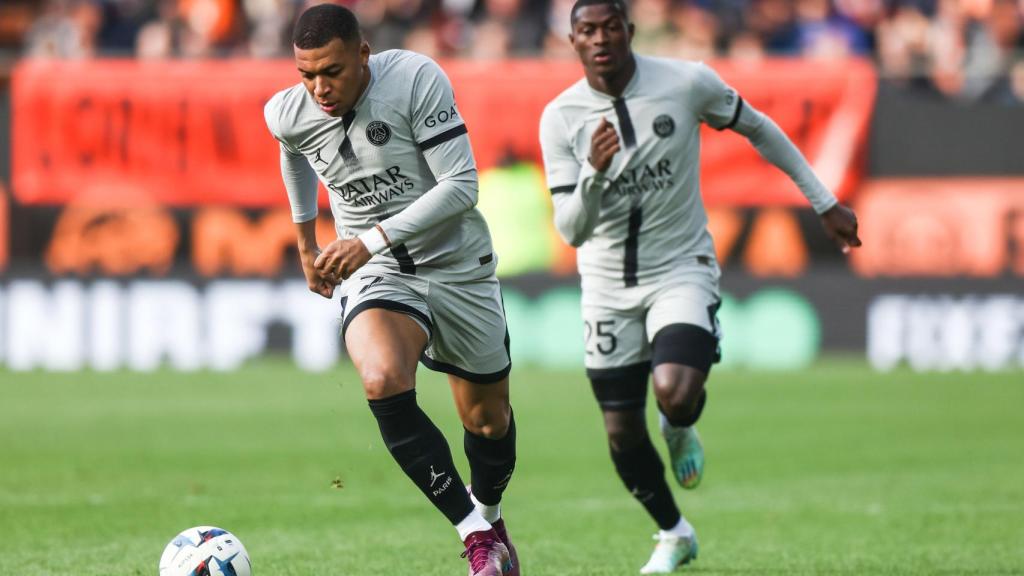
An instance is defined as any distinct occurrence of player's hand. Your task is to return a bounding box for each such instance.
[588,117,620,173]
[821,203,862,254]
[314,238,372,283]
[299,247,336,299]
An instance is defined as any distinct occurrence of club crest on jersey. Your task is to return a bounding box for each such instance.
[366,121,392,146]
[653,115,675,138]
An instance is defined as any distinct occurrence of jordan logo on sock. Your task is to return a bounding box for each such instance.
[429,466,446,488]
[429,465,453,497]
[494,470,514,491]
[631,486,655,503]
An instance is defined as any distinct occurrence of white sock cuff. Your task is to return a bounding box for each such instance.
[471,493,502,524]
[455,509,492,541]
[662,516,695,539]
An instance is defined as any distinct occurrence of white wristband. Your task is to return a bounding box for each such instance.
[357,226,389,255]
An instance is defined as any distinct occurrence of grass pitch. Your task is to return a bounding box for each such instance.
[1,360,1022,575]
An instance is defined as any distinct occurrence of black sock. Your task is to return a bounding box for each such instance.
[464,410,517,506]
[368,390,474,525]
[610,436,681,530]
[660,388,707,428]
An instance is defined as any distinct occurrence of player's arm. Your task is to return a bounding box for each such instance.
[280,147,337,297]
[539,106,613,247]
[694,64,861,253]
[265,102,336,297]
[354,57,478,257]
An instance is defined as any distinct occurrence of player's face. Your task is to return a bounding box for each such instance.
[295,37,370,117]
[569,5,634,77]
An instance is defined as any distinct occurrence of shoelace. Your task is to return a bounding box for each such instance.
[461,538,494,572]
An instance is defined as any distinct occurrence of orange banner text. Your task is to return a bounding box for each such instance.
[13,58,875,208]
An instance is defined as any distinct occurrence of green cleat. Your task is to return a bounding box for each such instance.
[660,415,704,489]
[639,532,698,574]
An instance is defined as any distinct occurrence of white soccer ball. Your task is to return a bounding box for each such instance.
[158,526,252,576]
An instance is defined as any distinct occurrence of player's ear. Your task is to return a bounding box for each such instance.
[627,22,635,43]
[359,40,370,64]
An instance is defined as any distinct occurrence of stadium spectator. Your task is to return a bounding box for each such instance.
[25,0,102,59]
[6,0,1024,105]
[669,2,719,59]
[631,0,677,55]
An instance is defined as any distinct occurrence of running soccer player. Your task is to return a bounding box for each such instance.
[539,0,861,573]
[264,6,518,575]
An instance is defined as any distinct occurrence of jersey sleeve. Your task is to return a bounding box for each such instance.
[409,56,475,179]
[731,101,838,214]
[264,96,319,222]
[264,94,302,155]
[539,103,608,247]
[692,63,743,131]
[539,104,581,193]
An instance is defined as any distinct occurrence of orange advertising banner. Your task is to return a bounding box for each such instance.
[12,58,875,207]
[852,178,1024,278]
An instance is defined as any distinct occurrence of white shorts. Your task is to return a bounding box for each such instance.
[581,259,722,373]
[339,272,511,383]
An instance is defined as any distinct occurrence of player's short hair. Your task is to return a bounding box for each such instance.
[292,4,362,50]
[570,0,630,27]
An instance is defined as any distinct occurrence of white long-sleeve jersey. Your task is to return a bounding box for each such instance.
[539,55,837,290]
[264,49,496,282]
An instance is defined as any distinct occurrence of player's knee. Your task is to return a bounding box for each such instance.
[359,367,414,400]
[652,366,705,413]
[461,403,510,439]
[650,324,717,413]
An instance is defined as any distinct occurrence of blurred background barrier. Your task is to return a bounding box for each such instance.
[1,0,1022,374]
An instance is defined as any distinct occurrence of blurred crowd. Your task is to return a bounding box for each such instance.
[1,0,1022,102]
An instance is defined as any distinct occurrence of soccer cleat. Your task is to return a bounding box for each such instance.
[466,485,518,576]
[660,415,704,489]
[491,518,520,576]
[462,529,511,576]
[639,532,698,574]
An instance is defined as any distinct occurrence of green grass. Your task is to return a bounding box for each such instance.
[1,360,1022,575]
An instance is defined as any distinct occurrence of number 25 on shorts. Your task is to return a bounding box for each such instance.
[584,320,618,356]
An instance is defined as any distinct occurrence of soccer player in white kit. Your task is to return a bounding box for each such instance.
[539,0,862,572]
[263,6,519,575]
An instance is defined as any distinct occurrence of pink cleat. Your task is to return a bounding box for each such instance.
[491,518,520,576]
[462,530,511,576]
[465,485,518,575]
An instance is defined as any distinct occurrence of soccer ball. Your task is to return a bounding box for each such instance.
[159,526,252,576]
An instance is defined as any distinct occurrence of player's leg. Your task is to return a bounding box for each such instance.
[449,374,514,517]
[341,274,505,576]
[420,276,516,519]
[449,374,519,576]
[589,363,680,530]
[647,269,722,491]
[346,308,481,529]
[589,363,699,574]
[582,298,697,573]
[652,333,711,491]
[419,276,515,575]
